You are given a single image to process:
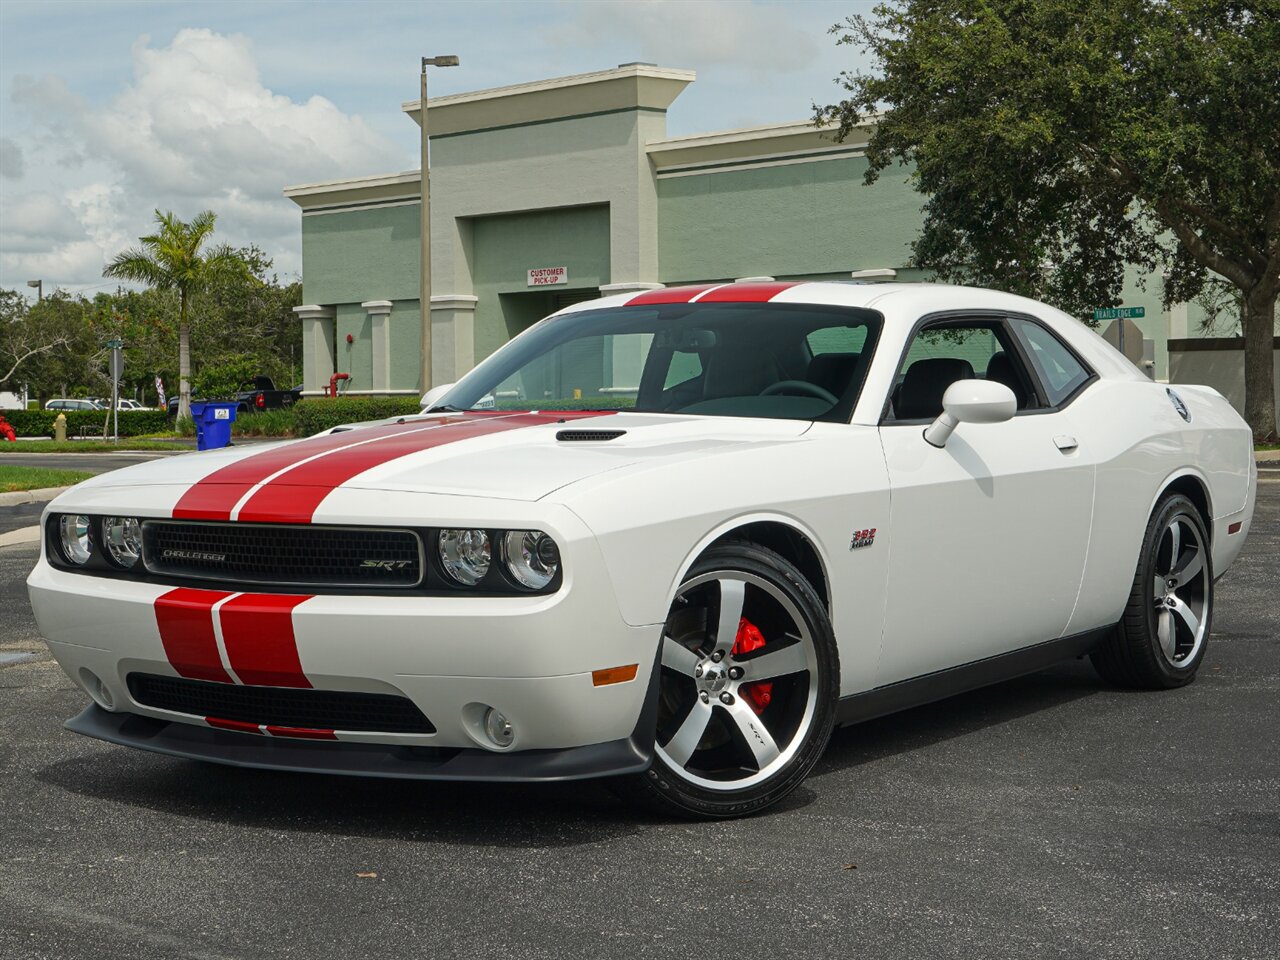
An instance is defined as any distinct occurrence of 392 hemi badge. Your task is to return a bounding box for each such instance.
[849,527,877,550]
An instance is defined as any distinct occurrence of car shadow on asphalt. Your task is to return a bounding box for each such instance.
[35,660,1109,840]
[36,751,657,845]
[814,657,1108,777]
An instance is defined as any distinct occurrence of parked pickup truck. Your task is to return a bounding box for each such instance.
[166,377,302,417]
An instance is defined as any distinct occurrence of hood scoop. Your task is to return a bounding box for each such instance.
[556,429,627,442]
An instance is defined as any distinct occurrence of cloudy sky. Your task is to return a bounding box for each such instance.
[0,0,874,297]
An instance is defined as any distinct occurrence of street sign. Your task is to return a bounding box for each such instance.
[1092,306,1145,322]
[109,349,124,381]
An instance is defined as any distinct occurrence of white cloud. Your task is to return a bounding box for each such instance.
[3,27,410,289]
[553,0,820,75]
[0,193,87,252]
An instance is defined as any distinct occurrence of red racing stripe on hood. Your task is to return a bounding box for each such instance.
[626,284,723,305]
[154,588,235,684]
[172,419,464,521]
[218,593,313,688]
[234,411,606,524]
[695,281,799,302]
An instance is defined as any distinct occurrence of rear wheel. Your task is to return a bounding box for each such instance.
[628,542,838,819]
[1091,493,1212,689]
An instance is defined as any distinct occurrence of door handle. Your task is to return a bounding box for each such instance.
[1054,435,1079,453]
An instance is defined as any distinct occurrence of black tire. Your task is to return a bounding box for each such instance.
[625,541,839,819]
[1091,493,1213,689]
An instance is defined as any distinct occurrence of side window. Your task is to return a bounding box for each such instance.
[1011,318,1091,406]
[891,322,1036,420]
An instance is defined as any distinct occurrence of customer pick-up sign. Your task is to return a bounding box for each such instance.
[528,266,568,287]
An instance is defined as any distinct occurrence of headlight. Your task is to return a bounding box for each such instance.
[103,517,142,568]
[58,514,92,565]
[502,530,560,590]
[438,529,491,586]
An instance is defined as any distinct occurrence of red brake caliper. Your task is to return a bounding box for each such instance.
[732,617,773,715]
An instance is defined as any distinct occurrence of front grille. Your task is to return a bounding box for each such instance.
[142,521,423,588]
[127,673,436,733]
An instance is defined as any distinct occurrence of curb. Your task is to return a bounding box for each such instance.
[0,525,40,547]
[0,486,69,506]
[1256,449,1280,462]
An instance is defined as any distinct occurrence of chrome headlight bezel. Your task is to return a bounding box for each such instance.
[57,514,93,566]
[436,528,492,586]
[102,516,143,569]
[500,530,561,591]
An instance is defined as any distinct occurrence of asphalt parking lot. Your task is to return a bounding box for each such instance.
[1,469,1277,960]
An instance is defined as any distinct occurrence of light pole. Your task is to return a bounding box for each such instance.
[26,279,42,302]
[419,54,459,396]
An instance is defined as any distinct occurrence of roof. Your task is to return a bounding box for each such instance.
[401,63,695,136]
[559,281,1057,319]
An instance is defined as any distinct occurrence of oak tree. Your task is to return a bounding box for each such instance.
[816,0,1279,438]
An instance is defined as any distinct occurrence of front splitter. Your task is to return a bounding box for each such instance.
[66,705,652,783]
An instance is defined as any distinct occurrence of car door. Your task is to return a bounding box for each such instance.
[875,313,1095,684]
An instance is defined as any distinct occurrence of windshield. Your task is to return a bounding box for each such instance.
[439,302,882,422]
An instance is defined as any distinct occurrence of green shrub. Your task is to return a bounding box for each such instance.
[232,407,297,437]
[292,396,422,436]
[4,408,170,438]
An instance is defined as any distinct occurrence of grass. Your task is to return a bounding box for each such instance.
[1257,442,1280,451]
[0,465,94,492]
[0,440,192,453]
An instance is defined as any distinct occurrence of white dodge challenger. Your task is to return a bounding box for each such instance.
[27,282,1257,818]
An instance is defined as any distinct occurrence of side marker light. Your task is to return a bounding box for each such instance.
[591,664,639,686]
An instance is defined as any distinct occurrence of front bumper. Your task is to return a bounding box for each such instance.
[28,514,663,771]
[67,655,659,781]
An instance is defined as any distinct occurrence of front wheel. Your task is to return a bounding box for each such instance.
[627,541,839,819]
[1091,493,1213,689]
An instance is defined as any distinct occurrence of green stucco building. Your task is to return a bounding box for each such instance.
[284,63,1196,398]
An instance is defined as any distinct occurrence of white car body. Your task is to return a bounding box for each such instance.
[27,283,1256,790]
[45,398,103,411]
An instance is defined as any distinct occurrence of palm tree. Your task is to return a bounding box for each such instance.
[104,210,245,422]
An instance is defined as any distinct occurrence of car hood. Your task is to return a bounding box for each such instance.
[66,412,812,517]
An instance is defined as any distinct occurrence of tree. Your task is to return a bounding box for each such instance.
[816,0,1280,439]
[104,210,248,421]
[0,290,88,394]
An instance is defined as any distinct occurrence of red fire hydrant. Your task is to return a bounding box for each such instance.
[0,414,16,443]
[324,372,350,398]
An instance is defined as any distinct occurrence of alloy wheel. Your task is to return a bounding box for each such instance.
[655,570,819,791]
[1152,513,1210,667]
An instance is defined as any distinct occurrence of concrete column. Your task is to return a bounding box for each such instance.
[429,294,480,384]
[362,300,394,391]
[294,305,336,394]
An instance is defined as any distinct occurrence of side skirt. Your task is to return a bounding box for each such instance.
[836,627,1111,727]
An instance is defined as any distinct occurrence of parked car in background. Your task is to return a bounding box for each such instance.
[234,376,303,413]
[45,399,103,411]
[166,377,301,417]
[117,399,146,411]
[27,282,1256,818]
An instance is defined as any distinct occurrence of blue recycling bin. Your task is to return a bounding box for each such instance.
[191,402,237,451]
